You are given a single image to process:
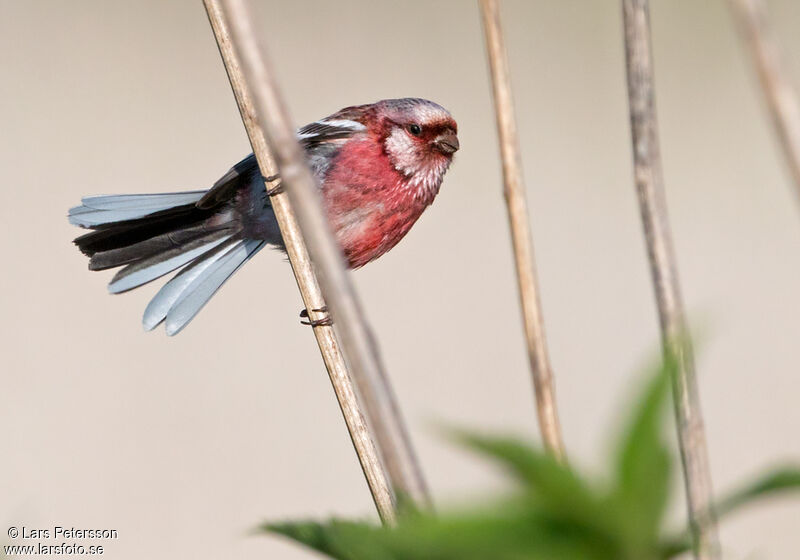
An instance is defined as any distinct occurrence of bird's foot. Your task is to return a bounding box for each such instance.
[265,181,284,197]
[300,306,332,327]
[264,173,283,196]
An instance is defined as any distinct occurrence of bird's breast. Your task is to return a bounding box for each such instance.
[325,188,429,269]
[320,138,442,268]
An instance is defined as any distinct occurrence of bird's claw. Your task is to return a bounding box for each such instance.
[263,173,283,196]
[300,307,332,327]
[265,181,284,197]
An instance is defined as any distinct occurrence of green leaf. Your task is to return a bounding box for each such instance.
[263,503,623,560]
[658,466,800,558]
[260,338,800,560]
[265,520,391,560]
[446,431,603,519]
[609,351,676,552]
[716,466,800,517]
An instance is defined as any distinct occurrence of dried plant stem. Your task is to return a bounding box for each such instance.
[478,0,565,460]
[729,0,800,206]
[621,1,720,558]
[205,0,429,522]
[203,0,395,524]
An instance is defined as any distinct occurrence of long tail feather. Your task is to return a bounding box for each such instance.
[88,223,225,271]
[139,238,265,335]
[142,239,241,331]
[69,191,206,227]
[80,191,206,211]
[73,204,219,257]
[70,185,266,335]
[108,231,233,294]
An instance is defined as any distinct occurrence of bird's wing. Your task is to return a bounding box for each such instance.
[198,109,370,209]
[296,115,367,148]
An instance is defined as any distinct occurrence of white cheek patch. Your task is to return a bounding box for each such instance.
[384,127,419,177]
[384,126,452,203]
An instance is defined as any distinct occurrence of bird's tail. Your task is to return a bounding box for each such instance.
[69,191,264,335]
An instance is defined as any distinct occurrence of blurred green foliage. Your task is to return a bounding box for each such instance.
[262,350,800,559]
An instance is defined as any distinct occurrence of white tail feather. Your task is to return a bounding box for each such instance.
[142,240,240,331]
[108,236,230,294]
[69,191,205,227]
[163,239,265,335]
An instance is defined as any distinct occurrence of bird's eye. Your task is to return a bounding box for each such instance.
[408,124,422,136]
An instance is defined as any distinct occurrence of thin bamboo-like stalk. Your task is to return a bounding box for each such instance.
[478,0,565,460]
[203,0,395,524]
[204,0,431,518]
[621,2,720,558]
[729,0,800,207]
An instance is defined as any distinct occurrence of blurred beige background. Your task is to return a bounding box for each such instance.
[1,0,799,558]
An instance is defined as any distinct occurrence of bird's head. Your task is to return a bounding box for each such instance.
[373,98,459,191]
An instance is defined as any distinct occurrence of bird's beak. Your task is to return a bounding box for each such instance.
[433,130,460,155]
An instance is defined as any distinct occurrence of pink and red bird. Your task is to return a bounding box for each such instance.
[69,98,459,334]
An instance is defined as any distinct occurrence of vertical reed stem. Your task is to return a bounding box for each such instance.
[478,0,566,460]
[621,1,720,558]
[204,0,429,522]
[729,0,800,207]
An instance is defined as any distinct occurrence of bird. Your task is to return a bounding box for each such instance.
[69,98,459,335]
